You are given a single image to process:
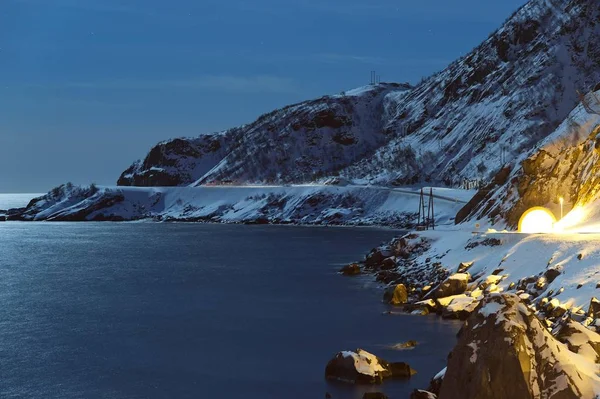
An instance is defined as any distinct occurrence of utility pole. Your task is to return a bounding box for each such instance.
[418,188,425,227]
[428,187,435,230]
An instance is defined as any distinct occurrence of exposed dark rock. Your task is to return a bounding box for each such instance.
[391,340,418,350]
[544,267,561,284]
[430,274,469,299]
[340,263,361,276]
[428,368,445,395]
[457,262,473,273]
[387,362,416,378]
[380,257,397,270]
[365,249,389,268]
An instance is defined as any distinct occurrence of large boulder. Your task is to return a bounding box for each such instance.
[365,248,391,268]
[439,294,599,399]
[383,284,408,306]
[325,349,415,384]
[544,267,562,284]
[440,295,479,320]
[430,274,469,299]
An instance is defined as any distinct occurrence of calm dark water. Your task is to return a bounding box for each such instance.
[0,223,460,399]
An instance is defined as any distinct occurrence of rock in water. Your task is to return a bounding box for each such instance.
[325,349,415,384]
[383,284,408,305]
[439,293,599,399]
[391,340,418,350]
[365,249,389,269]
[431,273,469,299]
[325,349,389,384]
[340,263,361,276]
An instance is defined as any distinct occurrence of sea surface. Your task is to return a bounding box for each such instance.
[0,222,461,399]
[0,193,43,210]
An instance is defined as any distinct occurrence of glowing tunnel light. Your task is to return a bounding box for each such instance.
[518,207,557,234]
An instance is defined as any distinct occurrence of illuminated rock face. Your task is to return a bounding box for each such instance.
[439,294,598,399]
[518,207,556,234]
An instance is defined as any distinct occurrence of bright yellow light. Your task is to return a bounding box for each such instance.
[554,206,586,232]
[559,197,564,205]
[518,207,557,234]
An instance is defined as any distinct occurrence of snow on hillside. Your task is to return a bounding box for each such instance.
[458,90,600,229]
[347,0,600,186]
[405,228,600,312]
[12,184,472,227]
[118,83,411,187]
[118,0,600,190]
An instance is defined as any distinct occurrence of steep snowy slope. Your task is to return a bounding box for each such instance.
[346,0,600,186]
[119,0,600,189]
[458,90,600,228]
[118,83,411,186]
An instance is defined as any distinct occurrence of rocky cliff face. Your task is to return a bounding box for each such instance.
[439,294,600,399]
[118,0,600,190]
[117,135,232,186]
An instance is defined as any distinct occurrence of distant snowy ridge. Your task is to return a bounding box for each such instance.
[11,184,472,227]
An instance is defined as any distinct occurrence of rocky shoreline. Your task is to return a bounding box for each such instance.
[334,231,600,398]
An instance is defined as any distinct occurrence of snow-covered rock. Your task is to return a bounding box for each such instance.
[430,273,469,299]
[555,319,600,364]
[324,349,415,384]
[441,295,479,320]
[439,294,600,399]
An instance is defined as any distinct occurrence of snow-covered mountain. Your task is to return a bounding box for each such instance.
[119,0,600,189]
[118,83,411,187]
